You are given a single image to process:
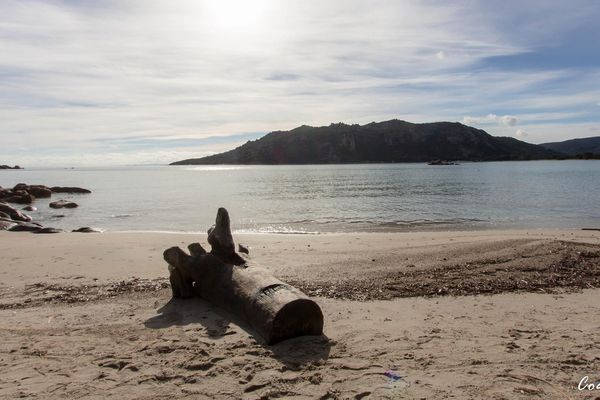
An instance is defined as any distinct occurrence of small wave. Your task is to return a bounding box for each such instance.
[370,218,485,227]
[234,226,320,235]
[110,214,134,218]
[184,166,248,171]
[111,230,206,234]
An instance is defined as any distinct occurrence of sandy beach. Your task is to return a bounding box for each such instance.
[1,229,600,399]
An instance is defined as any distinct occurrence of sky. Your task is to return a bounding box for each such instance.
[1,0,599,166]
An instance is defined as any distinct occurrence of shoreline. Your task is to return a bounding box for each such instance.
[2,227,599,298]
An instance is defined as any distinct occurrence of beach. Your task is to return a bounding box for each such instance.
[1,229,599,399]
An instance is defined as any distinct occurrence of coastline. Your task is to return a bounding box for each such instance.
[1,228,599,398]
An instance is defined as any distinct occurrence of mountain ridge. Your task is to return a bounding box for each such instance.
[541,136,600,157]
[170,119,557,165]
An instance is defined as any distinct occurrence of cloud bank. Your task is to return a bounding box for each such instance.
[0,0,599,165]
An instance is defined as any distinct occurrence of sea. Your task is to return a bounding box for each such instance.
[1,160,599,234]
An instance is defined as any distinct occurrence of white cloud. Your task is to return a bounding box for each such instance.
[500,115,518,126]
[0,0,598,165]
[461,114,518,126]
[515,129,527,138]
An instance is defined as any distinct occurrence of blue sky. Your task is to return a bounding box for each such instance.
[1,0,599,166]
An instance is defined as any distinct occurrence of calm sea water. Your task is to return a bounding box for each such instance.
[1,161,599,233]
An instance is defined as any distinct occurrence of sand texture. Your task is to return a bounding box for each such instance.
[1,229,600,399]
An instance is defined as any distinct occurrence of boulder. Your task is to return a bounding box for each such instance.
[9,222,43,232]
[22,205,37,211]
[0,203,32,222]
[49,200,79,209]
[0,188,12,199]
[33,227,63,234]
[13,183,29,191]
[27,185,52,198]
[3,192,35,204]
[0,219,17,231]
[0,211,11,219]
[72,227,101,233]
[50,186,91,194]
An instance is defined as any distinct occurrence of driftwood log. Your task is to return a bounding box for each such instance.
[163,208,324,344]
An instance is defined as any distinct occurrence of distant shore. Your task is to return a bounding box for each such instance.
[1,229,599,398]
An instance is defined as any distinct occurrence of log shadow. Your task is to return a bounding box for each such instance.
[268,334,332,369]
[144,297,331,366]
[144,297,235,338]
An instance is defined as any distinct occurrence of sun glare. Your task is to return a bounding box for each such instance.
[203,0,271,32]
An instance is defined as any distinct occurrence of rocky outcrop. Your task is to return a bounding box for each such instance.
[72,227,101,233]
[0,183,99,234]
[8,222,43,232]
[50,186,91,194]
[0,218,18,230]
[0,202,32,222]
[2,191,35,204]
[0,183,87,205]
[428,160,459,165]
[49,200,79,209]
[27,185,52,198]
[33,227,64,234]
[0,184,96,235]
[0,165,22,169]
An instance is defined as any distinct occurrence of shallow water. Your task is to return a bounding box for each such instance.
[1,161,599,233]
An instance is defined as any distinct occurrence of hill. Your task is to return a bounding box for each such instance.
[540,136,600,157]
[171,120,556,165]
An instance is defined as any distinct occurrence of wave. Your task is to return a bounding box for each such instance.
[110,214,135,218]
[234,226,320,235]
[184,166,249,171]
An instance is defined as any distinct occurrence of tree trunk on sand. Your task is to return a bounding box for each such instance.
[163,208,324,345]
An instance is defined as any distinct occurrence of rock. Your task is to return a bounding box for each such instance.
[427,160,458,165]
[8,222,43,232]
[0,188,13,199]
[0,211,11,219]
[33,227,63,234]
[22,205,37,211]
[3,191,35,204]
[12,183,29,191]
[49,200,79,209]
[0,219,17,230]
[238,243,249,254]
[0,165,22,170]
[27,185,52,198]
[50,186,91,194]
[72,227,101,233]
[0,203,32,222]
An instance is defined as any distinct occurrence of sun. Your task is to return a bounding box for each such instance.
[203,0,271,32]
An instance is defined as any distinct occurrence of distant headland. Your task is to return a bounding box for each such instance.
[170,119,568,165]
[0,165,23,170]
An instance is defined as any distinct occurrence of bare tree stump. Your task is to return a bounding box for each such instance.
[163,208,324,344]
